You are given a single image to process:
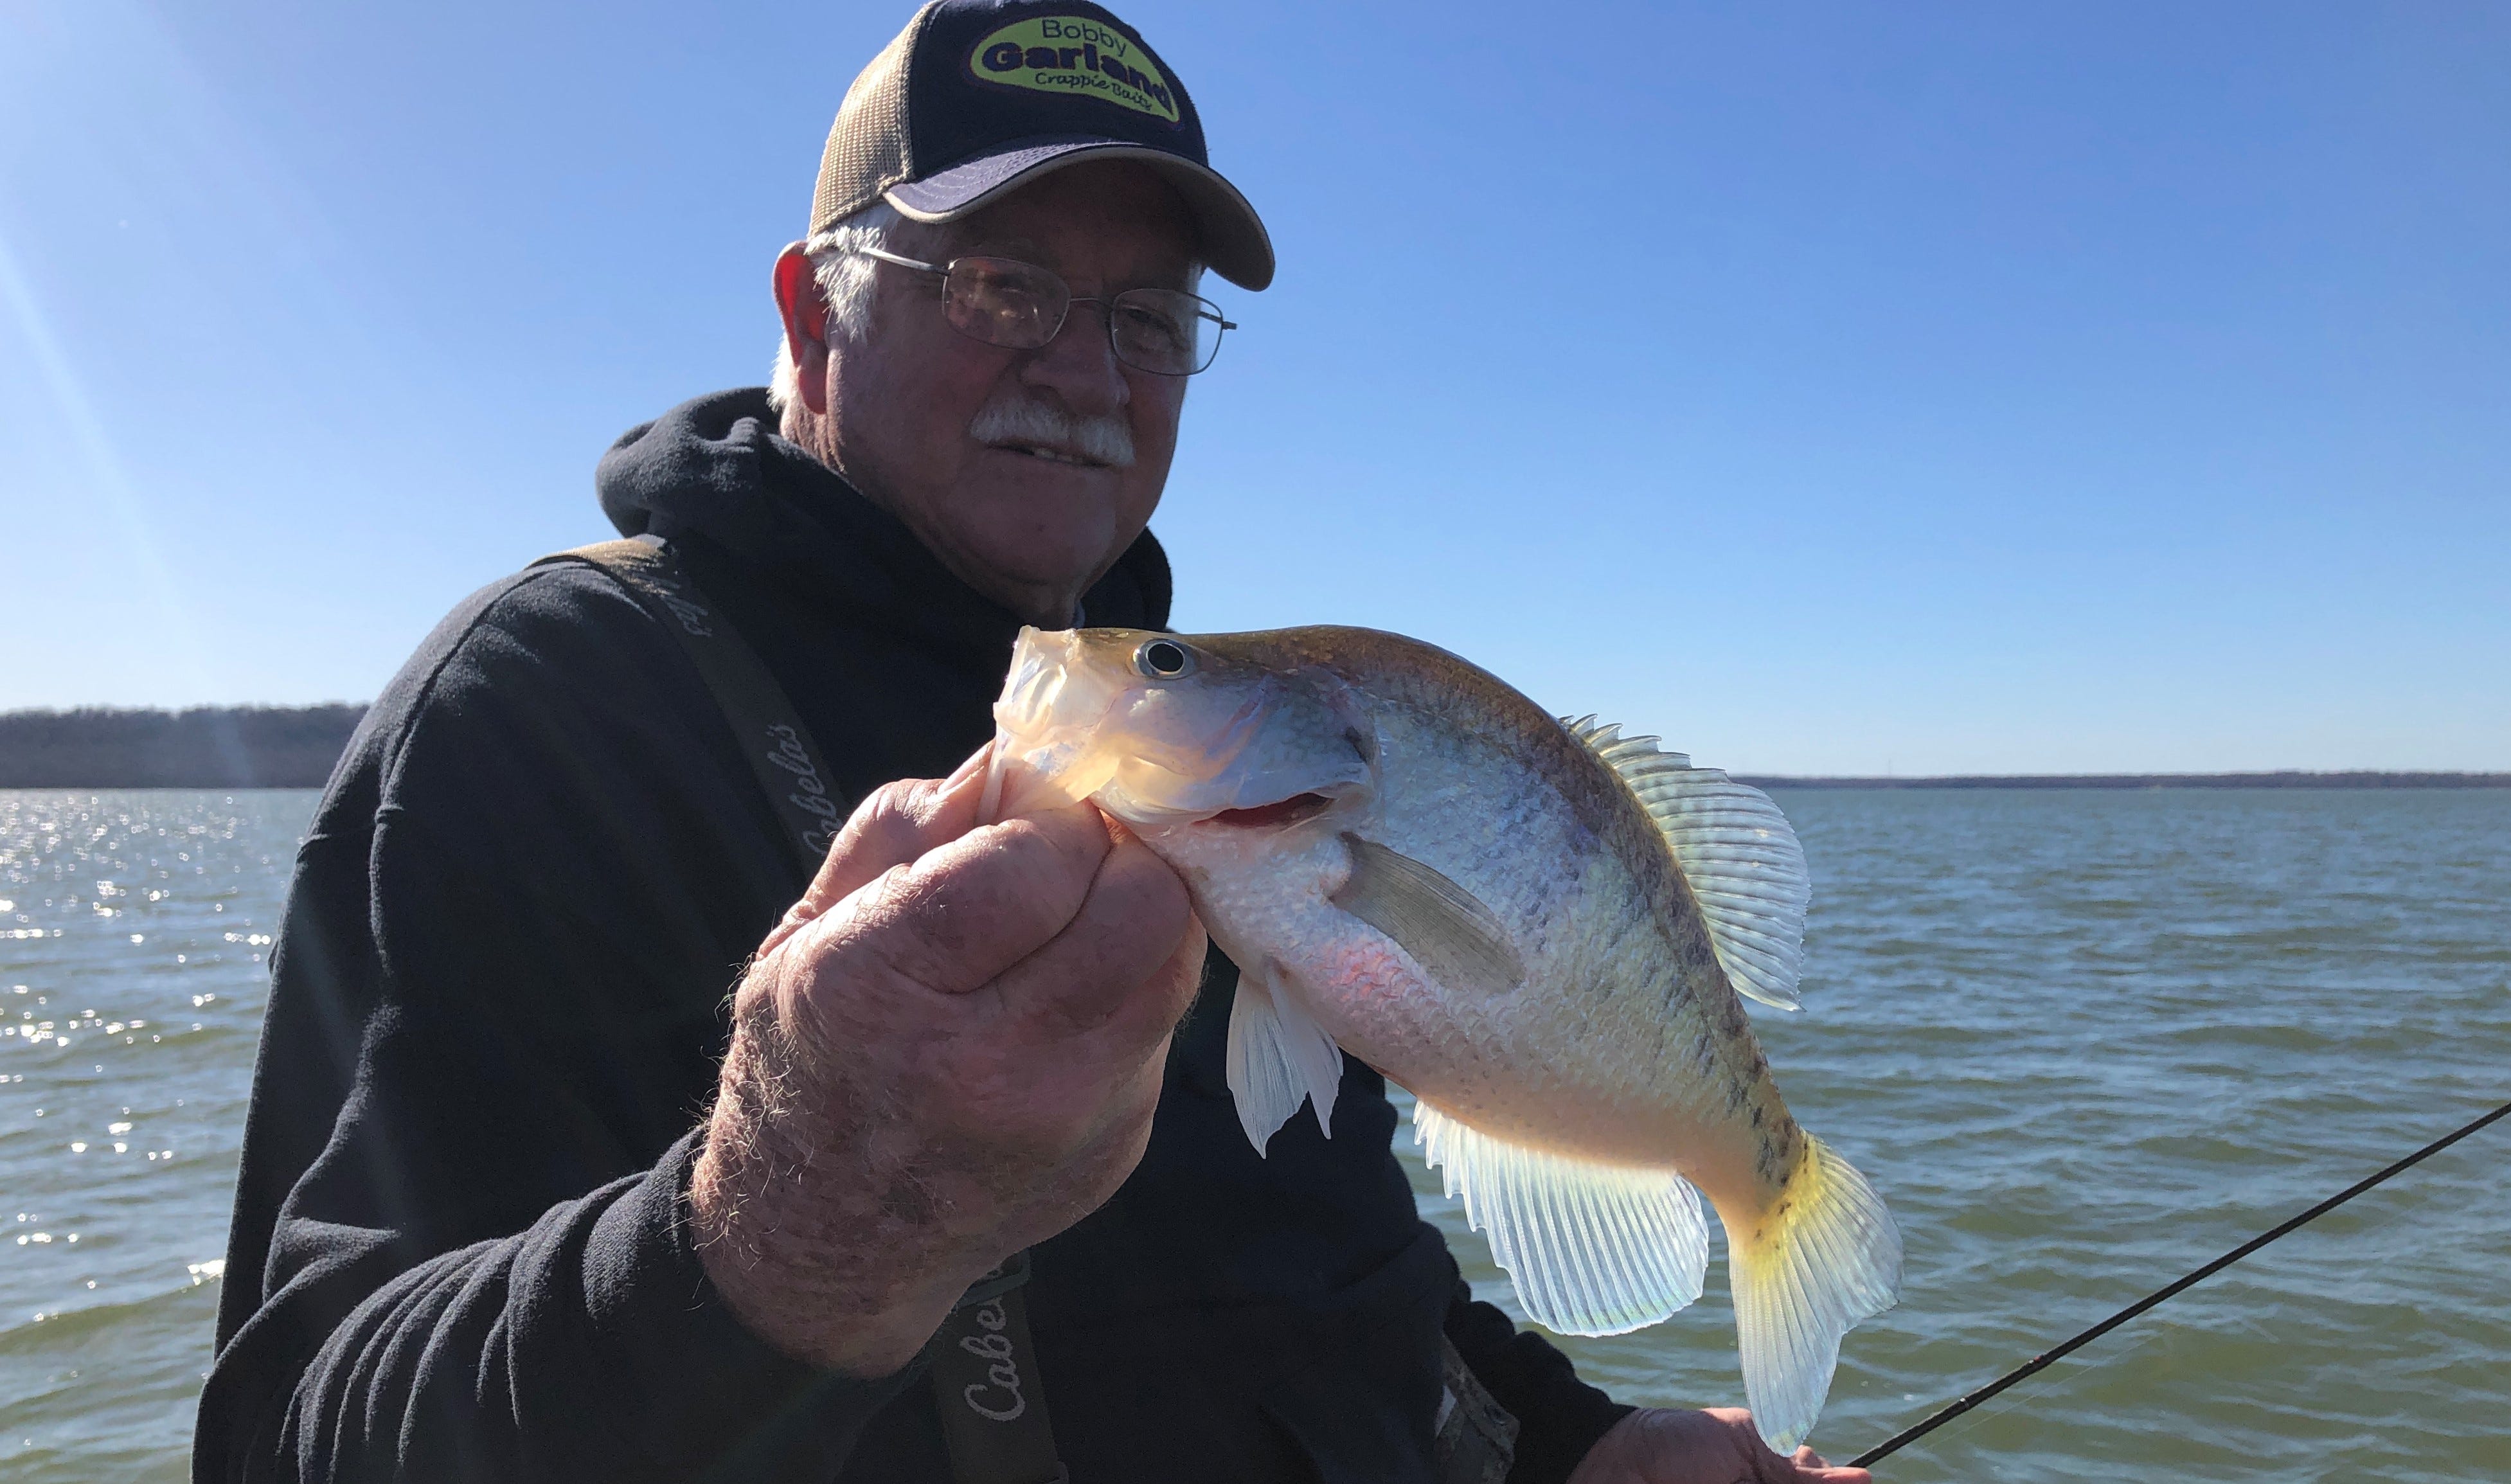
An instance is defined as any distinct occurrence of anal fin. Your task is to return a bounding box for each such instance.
[1413,1099,1708,1336]
[1224,960,1345,1153]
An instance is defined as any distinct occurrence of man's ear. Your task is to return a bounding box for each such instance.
[773,245,832,417]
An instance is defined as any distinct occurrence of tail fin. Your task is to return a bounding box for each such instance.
[1726,1136,1902,1453]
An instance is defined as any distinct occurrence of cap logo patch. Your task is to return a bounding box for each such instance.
[972,17,1179,123]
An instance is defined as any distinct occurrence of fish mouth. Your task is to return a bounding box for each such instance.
[1204,792,1337,829]
[985,629,1370,828]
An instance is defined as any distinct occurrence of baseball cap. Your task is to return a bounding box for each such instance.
[809,0,1274,290]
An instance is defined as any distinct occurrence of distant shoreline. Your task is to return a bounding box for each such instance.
[2,706,2503,790]
[0,705,366,789]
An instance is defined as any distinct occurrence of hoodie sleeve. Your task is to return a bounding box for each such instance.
[1443,1284,1636,1484]
[195,566,913,1483]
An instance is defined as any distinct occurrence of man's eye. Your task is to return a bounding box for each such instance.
[1114,305,1187,350]
[968,277,1041,309]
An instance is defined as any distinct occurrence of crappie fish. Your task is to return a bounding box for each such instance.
[983,625,1901,1451]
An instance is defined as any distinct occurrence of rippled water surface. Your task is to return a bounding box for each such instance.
[4,788,2506,1480]
[1,792,296,1482]
[1415,789,2511,1480]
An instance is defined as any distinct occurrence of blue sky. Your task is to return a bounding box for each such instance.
[3,1,2505,773]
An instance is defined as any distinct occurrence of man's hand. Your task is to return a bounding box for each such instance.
[689,744,1206,1375]
[1566,1408,1873,1484]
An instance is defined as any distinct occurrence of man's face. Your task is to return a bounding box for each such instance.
[790,161,1202,625]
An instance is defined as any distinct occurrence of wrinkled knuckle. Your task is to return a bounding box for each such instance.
[1022,805,1117,869]
[866,774,929,816]
[990,827,1104,910]
[859,783,934,846]
[947,852,1071,939]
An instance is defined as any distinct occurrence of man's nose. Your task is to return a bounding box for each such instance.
[1018,301,1130,416]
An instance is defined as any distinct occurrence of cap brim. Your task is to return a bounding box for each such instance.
[886,138,1274,291]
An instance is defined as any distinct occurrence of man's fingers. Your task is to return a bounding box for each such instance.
[836,801,1115,996]
[821,743,994,901]
[760,744,995,958]
[1777,1444,1867,1483]
[990,832,1200,1048]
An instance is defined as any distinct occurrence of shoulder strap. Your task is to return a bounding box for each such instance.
[534,535,1068,1483]
[926,1253,1069,1484]
[534,537,847,875]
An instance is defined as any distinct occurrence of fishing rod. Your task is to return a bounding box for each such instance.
[1848,1095,2511,1469]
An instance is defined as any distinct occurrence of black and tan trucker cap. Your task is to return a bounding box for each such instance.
[809,0,1274,290]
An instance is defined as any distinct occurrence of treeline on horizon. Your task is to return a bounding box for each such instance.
[0,705,367,788]
[0,705,2502,790]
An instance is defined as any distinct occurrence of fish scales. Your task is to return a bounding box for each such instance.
[985,623,1901,1452]
[1368,690,1772,1187]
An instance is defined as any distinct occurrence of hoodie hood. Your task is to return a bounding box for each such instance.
[593,388,1173,639]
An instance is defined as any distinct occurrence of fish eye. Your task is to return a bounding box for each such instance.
[1134,639,1195,679]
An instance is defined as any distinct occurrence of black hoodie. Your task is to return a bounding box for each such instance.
[195,390,1630,1483]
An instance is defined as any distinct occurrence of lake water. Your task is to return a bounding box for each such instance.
[3,788,2505,1480]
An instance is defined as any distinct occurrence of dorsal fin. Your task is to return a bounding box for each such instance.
[1562,716,1810,1012]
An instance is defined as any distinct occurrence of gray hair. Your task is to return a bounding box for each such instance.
[767,200,906,417]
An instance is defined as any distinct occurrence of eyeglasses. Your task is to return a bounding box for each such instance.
[852,247,1235,376]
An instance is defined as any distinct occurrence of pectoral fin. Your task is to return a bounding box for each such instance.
[1224,959,1345,1152]
[1330,834,1525,996]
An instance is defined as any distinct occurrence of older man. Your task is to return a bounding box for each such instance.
[196,3,1870,1481]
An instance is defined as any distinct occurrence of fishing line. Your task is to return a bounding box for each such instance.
[1869,1150,2463,1466]
[1847,1095,2511,1470]
[1867,1097,2471,1467]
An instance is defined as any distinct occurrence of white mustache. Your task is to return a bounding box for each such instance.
[969,396,1136,469]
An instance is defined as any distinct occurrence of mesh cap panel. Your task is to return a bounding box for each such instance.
[801,0,1272,289]
[810,4,935,238]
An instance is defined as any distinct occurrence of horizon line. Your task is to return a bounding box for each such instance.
[2,705,2504,785]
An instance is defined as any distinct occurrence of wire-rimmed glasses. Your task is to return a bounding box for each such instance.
[852,246,1234,376]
